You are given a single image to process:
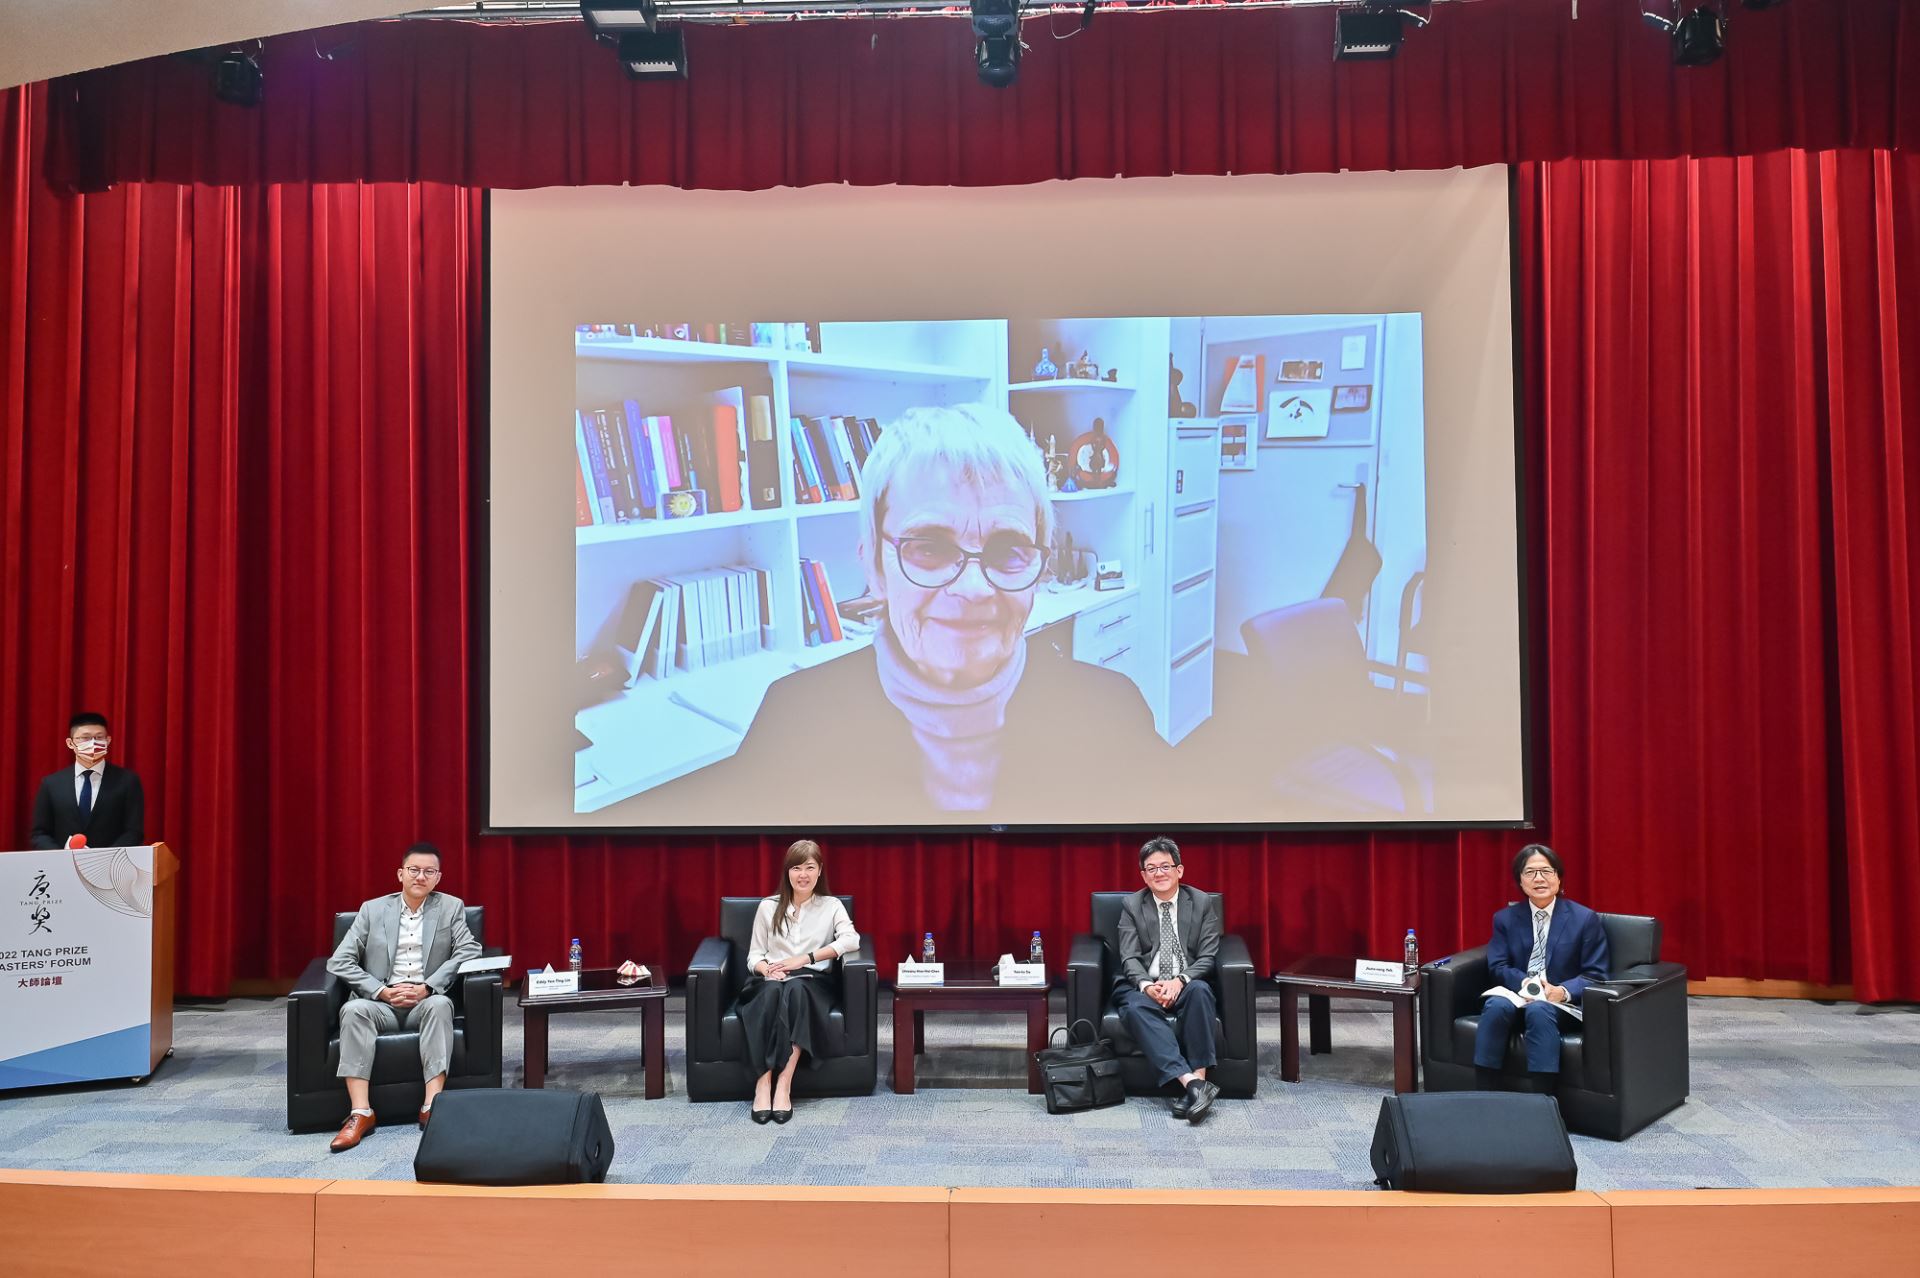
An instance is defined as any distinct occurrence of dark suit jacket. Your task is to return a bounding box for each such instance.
[1112,883,1222,998]
[28,763,146,850]
[648,630,1171,825]
[1487,897,1611,1003]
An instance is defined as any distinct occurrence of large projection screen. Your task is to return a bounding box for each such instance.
[488,169,1526,831]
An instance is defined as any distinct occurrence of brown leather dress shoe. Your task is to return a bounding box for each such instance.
[418,1105,433,1131]
[329,1112,376,1153]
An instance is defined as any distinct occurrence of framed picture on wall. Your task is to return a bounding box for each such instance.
[1265,388,1333,440]
[1277,358,1324,382]
[1333,384,1372,412]
[1218,417,1256,470]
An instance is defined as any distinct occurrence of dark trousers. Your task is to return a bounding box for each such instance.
[1112,979,1218,1086]
[735,972,837,1076]
[1473,995,1571,1073]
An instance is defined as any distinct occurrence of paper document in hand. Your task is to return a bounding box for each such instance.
[1481,986,1584,1021]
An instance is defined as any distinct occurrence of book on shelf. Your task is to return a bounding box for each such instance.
[747,394,780,510]
[825,416,861,500]
[790,416,825,504]
[609,579,667,683]
[576,410,613,524]
[575,452,595,527]
[798,558,844,645]
[620,400,660,517]
[709,386,748,513]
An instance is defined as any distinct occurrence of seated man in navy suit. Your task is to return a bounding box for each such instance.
[1474,843,1610,1090]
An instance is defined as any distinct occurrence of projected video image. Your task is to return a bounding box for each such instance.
[569,314,1433,827]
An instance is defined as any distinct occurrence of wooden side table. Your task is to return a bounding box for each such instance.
[890,959,1049,1095]
[1273,955,1421,1094]
[518,966,668,1098]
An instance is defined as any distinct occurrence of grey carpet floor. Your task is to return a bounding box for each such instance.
[3,994,1917,1190]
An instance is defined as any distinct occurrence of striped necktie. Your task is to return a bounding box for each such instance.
[1157,900,1187,979]
[1527,908,1549,976]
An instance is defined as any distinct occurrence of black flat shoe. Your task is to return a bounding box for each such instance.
[751,1108,773,1125]
[771,1107,793,1124]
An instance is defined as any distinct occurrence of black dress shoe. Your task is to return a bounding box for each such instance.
[751,1108,773,1125]
[771,1107,793,1124]
[1170,1091,1192,1119]
[1183,1079,1219,1123]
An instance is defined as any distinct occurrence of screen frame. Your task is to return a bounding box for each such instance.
[473,178,1540,838]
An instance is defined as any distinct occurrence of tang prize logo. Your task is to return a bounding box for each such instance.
[23,869,58,934]
[71,847,154,919]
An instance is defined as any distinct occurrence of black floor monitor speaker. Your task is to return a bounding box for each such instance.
[1371,1092,1578,1192]
[414,1088,615,1185]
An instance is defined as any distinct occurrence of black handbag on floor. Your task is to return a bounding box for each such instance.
[1034,1019,1124,1114]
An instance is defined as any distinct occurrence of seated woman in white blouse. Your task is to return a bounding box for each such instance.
[738,838,860,1124]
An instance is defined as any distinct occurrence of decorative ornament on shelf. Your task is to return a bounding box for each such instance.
[1033,347,1059,381]
[1168,354,1198,417]
[1070,418,1120,490]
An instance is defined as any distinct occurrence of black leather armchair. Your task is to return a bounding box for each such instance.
[1066,891,1259,1098]
[1421,912,1689,1140]
[684,896,878,1102]
[286,907,504,1133]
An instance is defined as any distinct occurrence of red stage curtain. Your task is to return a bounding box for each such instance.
[43,1,1920,192]
[5,77,1920,998]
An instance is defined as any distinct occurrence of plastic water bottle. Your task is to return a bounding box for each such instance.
[921,932,937,964]
[1029,931,1045,966]
[569,937,584,972]
[1403,929,1419,977]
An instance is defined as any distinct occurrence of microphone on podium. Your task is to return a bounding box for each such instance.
[66,834,87,849]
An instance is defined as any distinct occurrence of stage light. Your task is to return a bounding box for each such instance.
[614,28,688,80]
[213,49,263,107]
[582,0,658,34]
[1334,7,1428,62]
[1642,3,1726,66]
[971,0,1023,89]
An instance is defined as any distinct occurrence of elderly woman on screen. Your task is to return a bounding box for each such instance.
[717,403,1165,820]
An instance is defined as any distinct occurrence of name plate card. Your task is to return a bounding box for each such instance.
[896,960,945,986]
[997,962,1046,986]
[526,969,581,998]
[1353,959,1409,986]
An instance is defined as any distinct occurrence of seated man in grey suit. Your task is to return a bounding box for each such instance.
[323,842,480,1152]
[1110,836,1222,1123]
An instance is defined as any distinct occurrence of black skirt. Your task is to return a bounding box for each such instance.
[732,970,841,1075]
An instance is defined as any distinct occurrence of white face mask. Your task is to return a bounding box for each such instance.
[73,739,108,759]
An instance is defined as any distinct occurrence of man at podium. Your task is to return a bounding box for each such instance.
[28,712,145,850]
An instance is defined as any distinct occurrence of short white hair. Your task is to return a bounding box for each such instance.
[859,403,1055,576]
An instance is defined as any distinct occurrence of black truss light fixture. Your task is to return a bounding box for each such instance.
[581,0,688,81]
[212,47,264,106]
[613,27,688,80]
[1643,2,1728,66]
[1334,6,1429,63]
[1740,0,1789,8]
[581,0,658,34]
[971,0,1022,89]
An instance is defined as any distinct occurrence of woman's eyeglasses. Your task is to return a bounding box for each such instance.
[1519,867,1559,880]
[884,533,1045,592]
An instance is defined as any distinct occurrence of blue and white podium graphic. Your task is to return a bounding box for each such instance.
[0,844,175,1090]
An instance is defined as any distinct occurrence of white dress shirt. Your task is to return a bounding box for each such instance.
[392,902,427,983]
[73,762,104,807]
[1144,891,1183,987]
[747,895,860,973]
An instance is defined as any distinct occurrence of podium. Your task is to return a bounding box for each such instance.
[0,842,176,1090]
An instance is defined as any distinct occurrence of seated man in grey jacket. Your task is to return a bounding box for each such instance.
[324,842,480,1152]
[1109,836,1223,1123]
